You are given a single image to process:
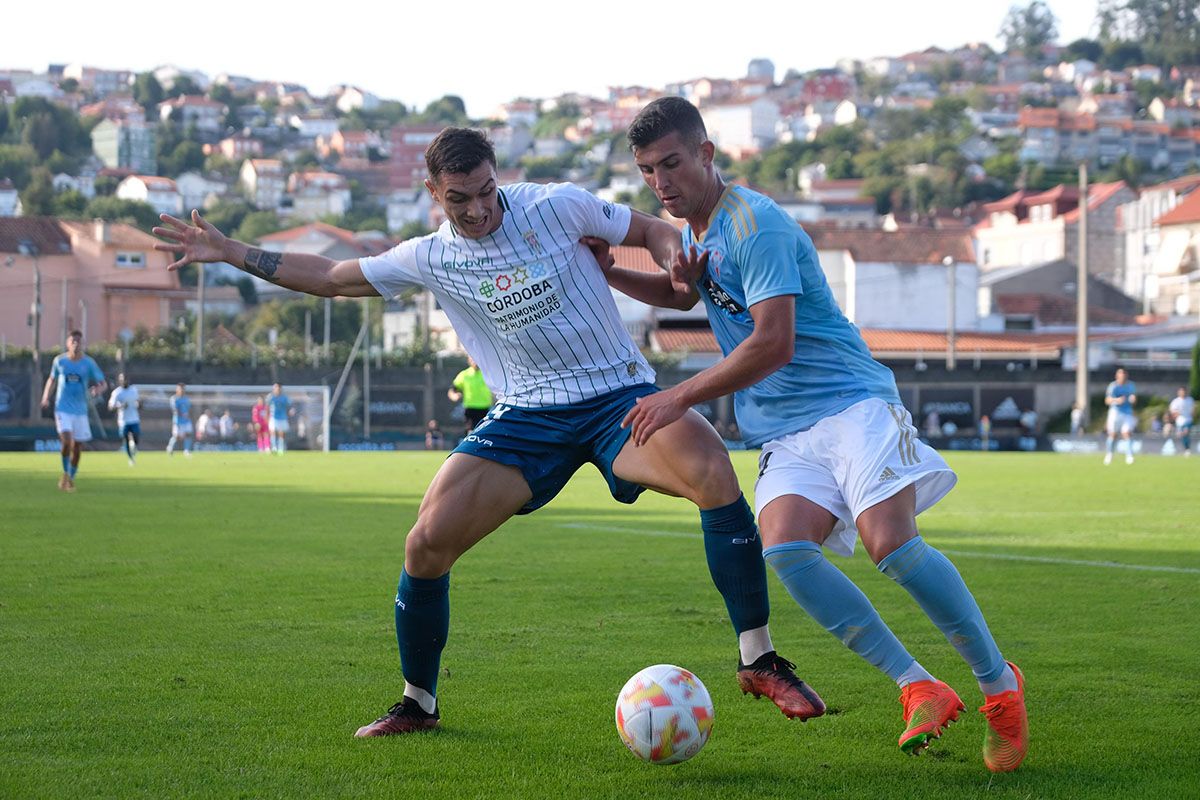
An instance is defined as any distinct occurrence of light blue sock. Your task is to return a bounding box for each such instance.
[68,462,77,479]
[61,455,70,473]
[183,438,192,453]
[764,541,916,683]
[1106,436,1116,454]
[167,435,176,453]
[878,537,1009,688]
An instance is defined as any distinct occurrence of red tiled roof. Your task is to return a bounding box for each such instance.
[1024,185,1079,205]
[982,190,1028,213]
[130,175,179,191]
[259,222,394,255]
[0,217,73,255]
[654,327,1078,356]
[1156,188,1200,226]
[1061,182,1128,223]
[60,220,162,249]
[1138,174,1200,196]
[807,226,976,264]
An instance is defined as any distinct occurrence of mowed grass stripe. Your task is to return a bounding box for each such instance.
[1,451,1198,799]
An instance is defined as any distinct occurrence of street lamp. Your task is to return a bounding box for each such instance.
[943,255,956,371]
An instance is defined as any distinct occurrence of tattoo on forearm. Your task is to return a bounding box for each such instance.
[243,248,282,282]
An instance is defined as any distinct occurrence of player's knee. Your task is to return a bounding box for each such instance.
[685,449,740,508]
[404,520,458,576]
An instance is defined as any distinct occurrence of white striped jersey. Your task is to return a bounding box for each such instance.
[359,182,655,407]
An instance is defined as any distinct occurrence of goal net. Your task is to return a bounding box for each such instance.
[127,384,331,451]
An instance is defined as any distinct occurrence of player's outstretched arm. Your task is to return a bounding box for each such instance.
[153,210,379,298]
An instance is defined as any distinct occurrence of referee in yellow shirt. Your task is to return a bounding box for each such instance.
[448,357,494,437]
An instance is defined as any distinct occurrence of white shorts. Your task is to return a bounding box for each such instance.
[54,412,93,442]
[269,418,289,434]
[172,421,194,437]
[1176,415,1192,430]
[1106,409,1135,435]
[754,398,958,557]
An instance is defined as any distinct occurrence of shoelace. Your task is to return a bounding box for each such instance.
[979,698,1021,737]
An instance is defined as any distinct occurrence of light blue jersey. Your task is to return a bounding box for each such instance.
[50,354,104,415]
[171,395,192,423]
[1106,381,1137,414]
[684,185,899,447]
[268,394,290,420]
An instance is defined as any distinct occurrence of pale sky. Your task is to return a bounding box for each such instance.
[11,0,1096,117]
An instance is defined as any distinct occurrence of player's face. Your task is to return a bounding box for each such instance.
[1115,369,1127,384]
[427,163,503,240]
[66,335,82,357]
[633,131,715,222]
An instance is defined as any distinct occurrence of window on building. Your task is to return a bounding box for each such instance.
[116,252,145,268]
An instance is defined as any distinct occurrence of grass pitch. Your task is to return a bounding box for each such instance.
[1,450,1198,799]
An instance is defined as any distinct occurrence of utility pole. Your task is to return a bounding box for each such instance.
[323,296,332,364]
[304,308,312,363]
[19,241,42,419]
[943,256,957,371]
[195,263,206,369]
[361,296,371,439]
[60,277,68,343]
[1075,162,1090,423]
[79,299,88,343]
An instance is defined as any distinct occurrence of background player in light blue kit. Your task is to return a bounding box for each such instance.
[613,97,1027,772]
[167,383,194,456]
[1104,368,1137,465]
[41,329,106,491]
[267,383,293,453]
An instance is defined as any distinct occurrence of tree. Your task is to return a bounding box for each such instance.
[19,167,55,215]
[233,210,283,243]
[0,143,36,189]
[417,95,468,126]
[82,197,160,230]
[92,174,120,197]
[133,72,164,114]
[165,75,202,99]
[1000,1,1059,58]
[1064,38,1103,62]
[51,188,88,217]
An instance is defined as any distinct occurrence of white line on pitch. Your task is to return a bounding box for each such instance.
[555,522,1200,575]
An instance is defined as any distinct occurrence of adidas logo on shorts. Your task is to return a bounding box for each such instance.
[878,466,900,482]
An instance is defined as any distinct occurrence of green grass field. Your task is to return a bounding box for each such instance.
[2,450,1198,799]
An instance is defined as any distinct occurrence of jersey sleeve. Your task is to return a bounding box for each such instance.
[50,355,62,380]
[359,238,426,299]
[551,183,631,244]
[88,357,105,384]
[732,227,806,308]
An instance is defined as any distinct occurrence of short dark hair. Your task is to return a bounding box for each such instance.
[67,329,83,340]
[627,97,707,151]
[425,127,496,181]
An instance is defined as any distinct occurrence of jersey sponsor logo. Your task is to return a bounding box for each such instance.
[701,277,745,315]
[463,433,494,446]
[478,275,563,333]
[442,255,495,269]
[602,202,613,219]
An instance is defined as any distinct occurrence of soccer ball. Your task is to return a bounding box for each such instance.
[615,664,714,765]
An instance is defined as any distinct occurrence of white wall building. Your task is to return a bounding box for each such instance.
[116,175,183,216]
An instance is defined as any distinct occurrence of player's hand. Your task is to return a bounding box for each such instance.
[40,397,49,409]
[152,209,230,271]
[581,236,615,273]
[621,389,688,447]
[670,245,708,296]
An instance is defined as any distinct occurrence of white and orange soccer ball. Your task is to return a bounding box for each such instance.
[615,664,714,765]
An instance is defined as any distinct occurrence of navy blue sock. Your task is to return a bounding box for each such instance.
[700,494,770,635]
[395,569,450,698]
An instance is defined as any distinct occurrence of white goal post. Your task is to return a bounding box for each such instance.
[129,384,331,451]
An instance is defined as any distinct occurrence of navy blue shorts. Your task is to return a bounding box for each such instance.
[121,423,140,441]
[452,383,658,514]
